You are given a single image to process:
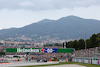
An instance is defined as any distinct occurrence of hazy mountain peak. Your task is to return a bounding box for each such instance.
[37,19,55,23]
[67,15,83,19]
[57,15,84,22]
[67,15,78,17]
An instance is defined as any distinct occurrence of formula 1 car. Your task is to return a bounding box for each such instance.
[37,59,47,62]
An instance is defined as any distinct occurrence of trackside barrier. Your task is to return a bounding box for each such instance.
[0,63,12,64]
[92,59,97,64]
[66,58,68,62]
[72,58,75,62]
[74,58,75,62]
[88,58,92,64]
[77,58,79,62]
[0,60,8,63]
[59,59,66,62]
[97,59,100,65]
[81,58,84,63]
[72,58,100,65]
[79,58,81,63]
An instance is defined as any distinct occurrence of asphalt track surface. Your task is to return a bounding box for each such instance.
[0,61,59,67]
[43,64,87,67]
[0,61,87,67]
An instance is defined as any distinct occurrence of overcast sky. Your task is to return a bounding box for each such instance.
[0,0,100,29]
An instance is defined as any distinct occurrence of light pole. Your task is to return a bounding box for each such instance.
[85,32,86,50]
[84,32,87,57]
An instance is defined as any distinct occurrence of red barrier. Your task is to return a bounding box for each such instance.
[66,58,68,62]
[0,63,12,64]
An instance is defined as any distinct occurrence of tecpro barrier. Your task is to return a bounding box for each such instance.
[72,58,100,65]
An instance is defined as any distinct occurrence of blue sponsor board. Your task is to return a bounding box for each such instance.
[43,48,57,53]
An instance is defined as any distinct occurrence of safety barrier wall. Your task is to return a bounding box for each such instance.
[59,58,68,62]
[0,60,8,63]
[72,58,100,65]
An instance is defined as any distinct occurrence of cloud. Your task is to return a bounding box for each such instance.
[0,0,100,11]
[19,1,35,7]
[0,27,3,30]
[0,4,100,29]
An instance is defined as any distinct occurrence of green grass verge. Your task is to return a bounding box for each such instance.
[17,62,100,67]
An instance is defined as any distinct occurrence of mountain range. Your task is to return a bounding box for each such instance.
[0,15,100,40]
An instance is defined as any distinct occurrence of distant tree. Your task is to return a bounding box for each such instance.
[90,34,97,47]
[96,33,100,46]
[96,33,100,52]
[98,43,100,46]
[86,39,91,49]
[66,42,68,48]
[78,39,85,49]
[0,52,5,55]
[63,43,64,48]
[67,41,74,48]
[73,40,78,50]
[44,44,53,47]
[59,33,100,50]
[55,43,62,46]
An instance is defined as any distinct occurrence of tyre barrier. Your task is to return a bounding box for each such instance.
[72,58,100,65]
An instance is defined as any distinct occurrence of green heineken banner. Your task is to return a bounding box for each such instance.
[6,48,74,53]
[6,48,41,52]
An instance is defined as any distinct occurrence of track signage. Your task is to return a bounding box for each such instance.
[6,48,74,53]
